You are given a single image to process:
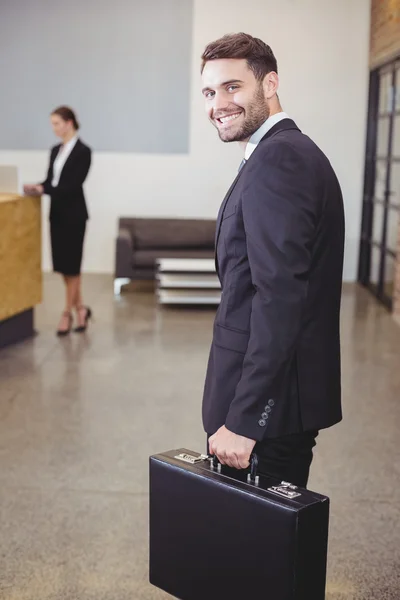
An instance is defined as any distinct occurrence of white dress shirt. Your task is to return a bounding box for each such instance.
[245,112,289,160]
[52,135,79,187]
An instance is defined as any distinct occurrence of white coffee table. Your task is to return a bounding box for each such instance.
[156,258,221,305]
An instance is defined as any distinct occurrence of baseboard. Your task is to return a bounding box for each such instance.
[0,309,35,349]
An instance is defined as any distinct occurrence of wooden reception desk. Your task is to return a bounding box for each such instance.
[0,194,42,348]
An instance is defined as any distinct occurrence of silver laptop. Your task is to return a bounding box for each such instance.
[0,165,19,193]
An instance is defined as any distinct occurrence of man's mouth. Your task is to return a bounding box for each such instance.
[215,112,242,125]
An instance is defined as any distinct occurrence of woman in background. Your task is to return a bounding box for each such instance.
[24,106,92,336]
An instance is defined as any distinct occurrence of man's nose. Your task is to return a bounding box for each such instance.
[213,90,230,113]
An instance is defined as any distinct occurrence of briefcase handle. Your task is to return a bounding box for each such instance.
[210,453,260,485]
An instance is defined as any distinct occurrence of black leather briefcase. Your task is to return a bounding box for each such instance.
[149,449,329,600]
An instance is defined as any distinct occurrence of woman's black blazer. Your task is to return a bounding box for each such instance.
[41,139,92,224]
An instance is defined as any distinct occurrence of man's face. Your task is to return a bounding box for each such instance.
[202,58,270,143]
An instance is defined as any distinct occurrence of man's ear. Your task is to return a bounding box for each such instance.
[263,71,279,100]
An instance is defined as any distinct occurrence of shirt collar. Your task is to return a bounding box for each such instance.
[62,134,79,151]
[244,112,289,160]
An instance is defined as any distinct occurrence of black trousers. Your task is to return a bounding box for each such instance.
[208,430,318,489]
[255,430,318,488]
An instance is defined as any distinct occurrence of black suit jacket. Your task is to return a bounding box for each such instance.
[202,119,345,441]
[41,138,91,224]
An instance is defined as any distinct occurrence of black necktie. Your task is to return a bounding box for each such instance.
[238,158,247,172]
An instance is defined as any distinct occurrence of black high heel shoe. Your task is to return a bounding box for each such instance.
[57,311,73,336]
[74,306,93,333]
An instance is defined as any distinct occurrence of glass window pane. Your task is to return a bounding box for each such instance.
[396,67,400,111]
[383,253,395,300]
[393,114,400,158]
[375,161,387,200]
[370,246,381,289]
[377,117,390,156]
[372,203,384,243]
[379,70,393,114]
[390,163,400,206]
[387,208,400,254]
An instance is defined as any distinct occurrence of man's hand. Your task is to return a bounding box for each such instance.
[209,425,256,469]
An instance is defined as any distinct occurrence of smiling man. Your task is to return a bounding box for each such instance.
[201,33,345,487]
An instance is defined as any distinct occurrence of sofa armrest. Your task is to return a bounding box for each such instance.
[115,227,134,278]
[118,227,133,244]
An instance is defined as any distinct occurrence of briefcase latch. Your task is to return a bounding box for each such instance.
[174,453,209,464]
[267,481,301,499]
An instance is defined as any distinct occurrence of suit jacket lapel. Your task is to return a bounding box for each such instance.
[215,164,247,275]
[258,118,299,144]
[215,120,299,244]
[50,144,61,165]
[58,139,81,182]
[214,119,300,276]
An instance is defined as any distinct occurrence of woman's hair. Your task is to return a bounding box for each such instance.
[201,32,278,81]
[51,106,80,130]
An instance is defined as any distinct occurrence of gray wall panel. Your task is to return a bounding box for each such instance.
[0,0,193,153]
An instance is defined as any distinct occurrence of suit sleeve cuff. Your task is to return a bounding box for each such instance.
[41,182,52,195]
[225,411,269,442]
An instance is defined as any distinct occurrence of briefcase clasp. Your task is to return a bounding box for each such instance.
[267,481,302,499]
[174,453,209,464]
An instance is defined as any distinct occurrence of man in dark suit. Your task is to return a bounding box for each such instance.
[201,33,345,487]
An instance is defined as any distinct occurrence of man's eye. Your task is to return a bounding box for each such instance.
[227,85,238,92]
[205,91,215,99]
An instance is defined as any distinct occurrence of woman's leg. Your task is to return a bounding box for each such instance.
[73,224,89,329]
[57,275,75,333]
[65,275,78,311]
[73,276,89,328]
[74,275,83,309]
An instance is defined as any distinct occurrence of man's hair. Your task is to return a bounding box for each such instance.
[201,32,278,81]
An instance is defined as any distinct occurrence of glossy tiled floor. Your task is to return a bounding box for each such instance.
[0,275,399,599]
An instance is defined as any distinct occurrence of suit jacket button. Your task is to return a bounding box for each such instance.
[258,419,267,427]
[261,412,269,419]
[268,399,275,407]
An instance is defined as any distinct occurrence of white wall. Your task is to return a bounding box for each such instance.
[0,0,371,281]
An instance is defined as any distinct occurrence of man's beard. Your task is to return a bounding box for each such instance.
[217,85,270,143]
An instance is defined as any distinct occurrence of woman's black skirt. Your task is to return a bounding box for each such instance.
[50,221,86,276]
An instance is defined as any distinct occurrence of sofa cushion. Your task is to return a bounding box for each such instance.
[131,219,215,250]
[135,249,215,268]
